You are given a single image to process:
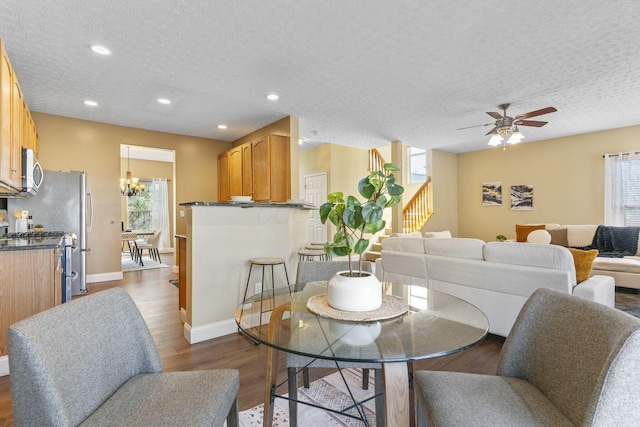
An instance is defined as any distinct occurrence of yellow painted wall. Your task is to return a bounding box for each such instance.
[457,124,640,242]
[32,112,230,277]
[427,149,458,236]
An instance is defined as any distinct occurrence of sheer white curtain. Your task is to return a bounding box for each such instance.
[604,152,640,226]
[151,179,170,250]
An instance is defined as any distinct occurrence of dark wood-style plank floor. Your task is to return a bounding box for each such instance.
[1,254,637,426]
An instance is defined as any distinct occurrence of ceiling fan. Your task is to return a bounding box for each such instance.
[459,103,557,148]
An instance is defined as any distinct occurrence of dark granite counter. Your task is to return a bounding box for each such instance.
[179,201,316,210]
[0,236,63,251]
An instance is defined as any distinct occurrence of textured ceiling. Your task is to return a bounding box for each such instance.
[1,1,639,153]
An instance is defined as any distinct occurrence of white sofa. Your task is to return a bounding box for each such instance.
[542,224,640,290]
[375,237,615,337]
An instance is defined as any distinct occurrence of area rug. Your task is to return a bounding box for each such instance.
[236,368,376,426]
[122,257,170,272]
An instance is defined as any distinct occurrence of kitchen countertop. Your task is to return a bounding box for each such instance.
[0,236,63,251]
[179,201,317,210]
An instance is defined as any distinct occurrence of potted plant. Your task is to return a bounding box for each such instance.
[319,163,404,311]
[496,234,507,242]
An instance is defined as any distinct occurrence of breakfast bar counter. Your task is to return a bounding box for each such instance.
[178,201,312,344]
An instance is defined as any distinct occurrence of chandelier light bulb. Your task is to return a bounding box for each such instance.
[488,133,503,146]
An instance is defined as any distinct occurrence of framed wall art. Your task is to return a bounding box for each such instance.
[511,185,533,211]
[482,182,502,206]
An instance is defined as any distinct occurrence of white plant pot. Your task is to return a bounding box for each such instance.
[330,322,382,346]
[327,271,382,312]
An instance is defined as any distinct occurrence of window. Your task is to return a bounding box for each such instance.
[126,180,153,231]
[604,152,640,226]
[408,147,427,183]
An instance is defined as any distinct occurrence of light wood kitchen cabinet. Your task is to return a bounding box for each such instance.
[217,152,229,202]
[217,134,290,202]
[0,248,61,357]
[228,146,243,198]
[242,143,252,196]
[0,39,38,193]
[251,135,289,202]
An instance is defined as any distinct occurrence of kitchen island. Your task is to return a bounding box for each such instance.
[179,201,313,344]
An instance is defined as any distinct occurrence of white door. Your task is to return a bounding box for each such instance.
[305,173,327,243]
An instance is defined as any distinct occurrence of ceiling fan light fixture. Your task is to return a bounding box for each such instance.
[507,127,524,144]
[488,133,503,146]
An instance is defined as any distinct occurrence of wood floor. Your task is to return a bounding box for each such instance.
[1,256,636,426]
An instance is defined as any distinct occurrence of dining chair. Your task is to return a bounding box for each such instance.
[8,287,240,427]
[136,230,162,264]
[288,260,383,426]
[414,287,640,426]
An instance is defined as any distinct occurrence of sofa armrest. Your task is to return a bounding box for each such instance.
[375,258,384,281]
[573,275,615,307]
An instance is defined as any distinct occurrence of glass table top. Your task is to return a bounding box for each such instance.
[235,282,489,364]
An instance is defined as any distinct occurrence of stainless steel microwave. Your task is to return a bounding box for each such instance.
[20,148,43,195]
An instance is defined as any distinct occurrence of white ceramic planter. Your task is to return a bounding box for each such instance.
[327,271,382,311]
[330,322,382,346]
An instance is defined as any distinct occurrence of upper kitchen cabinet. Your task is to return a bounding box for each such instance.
[251,135,289,202]
[217,134,290,203]
[0,39,38,193]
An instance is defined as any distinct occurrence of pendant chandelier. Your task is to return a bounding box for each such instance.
[121,147,145,197]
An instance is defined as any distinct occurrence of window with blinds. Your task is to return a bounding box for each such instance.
[622,158,640,226]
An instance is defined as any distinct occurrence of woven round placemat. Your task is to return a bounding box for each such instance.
[306,293,409,322]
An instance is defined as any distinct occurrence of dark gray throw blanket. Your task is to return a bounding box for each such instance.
[580,225,640,258]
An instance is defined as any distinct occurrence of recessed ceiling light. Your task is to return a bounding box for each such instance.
[157,98,171,105]
[266,93,279,101]
[83,100,98,107]
[218,124,227,129]
[89,45,111,55]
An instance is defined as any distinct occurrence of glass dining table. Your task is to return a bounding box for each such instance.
[235,281,489,427]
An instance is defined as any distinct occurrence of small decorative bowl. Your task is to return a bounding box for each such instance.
[230,195,252,203]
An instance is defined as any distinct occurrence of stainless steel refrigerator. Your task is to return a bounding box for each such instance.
[8,170,92,295]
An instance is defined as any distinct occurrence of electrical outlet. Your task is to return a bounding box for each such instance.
[179,210,185,217]
[254,282,262,294]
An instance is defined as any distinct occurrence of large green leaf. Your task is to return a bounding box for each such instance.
[343,204,363,229]
[362,203,383,224]
[319,202,333,223]
[327,209,342,227]
[346,195,361,207]
[386,179,404,196]
[385,195,402,208]
[358,177,375,199]
[327,244,352,257]
[383,163,400,172]
[376,194,388,207]
[364,219,385,234]
[354,238,369,254]
[327,192,344,203]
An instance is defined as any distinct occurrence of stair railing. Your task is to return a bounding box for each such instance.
[368,148,385,173]
[402,176,432,234]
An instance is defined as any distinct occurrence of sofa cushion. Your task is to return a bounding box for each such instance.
[564,225,599,247]
[424,230,452,239]
[516,224,546,242]
[389,231,422,238]
[548,228,569,246]
[381,237,426,254]
[424,238,485,260]
[484,242,575,274]
[592,256,640,274]
[527,229,552,244]
[568,248,599,283]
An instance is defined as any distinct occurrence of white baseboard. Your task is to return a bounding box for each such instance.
[87,271,123,283]
[0,355,9,377]
[184,318,237,344]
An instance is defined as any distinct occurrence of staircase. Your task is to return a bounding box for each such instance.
[364,149,433,262]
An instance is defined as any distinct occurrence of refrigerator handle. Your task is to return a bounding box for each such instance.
[86,187,93,233]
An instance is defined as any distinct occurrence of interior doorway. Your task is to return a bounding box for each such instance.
[304,173,327,243]
[120,145,176,270]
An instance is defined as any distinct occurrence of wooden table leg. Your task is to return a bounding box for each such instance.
[381,361,410,426]
[263,344,278,427]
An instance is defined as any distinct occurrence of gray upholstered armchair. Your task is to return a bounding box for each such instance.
[8,287,239,427]
[415,287,640,426]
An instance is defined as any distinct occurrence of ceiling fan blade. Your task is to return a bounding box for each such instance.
[485,127,497,136]
[457,123,494,130]
[514,120,548,127]
[514,107,557,120]
[486,111,503,120]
